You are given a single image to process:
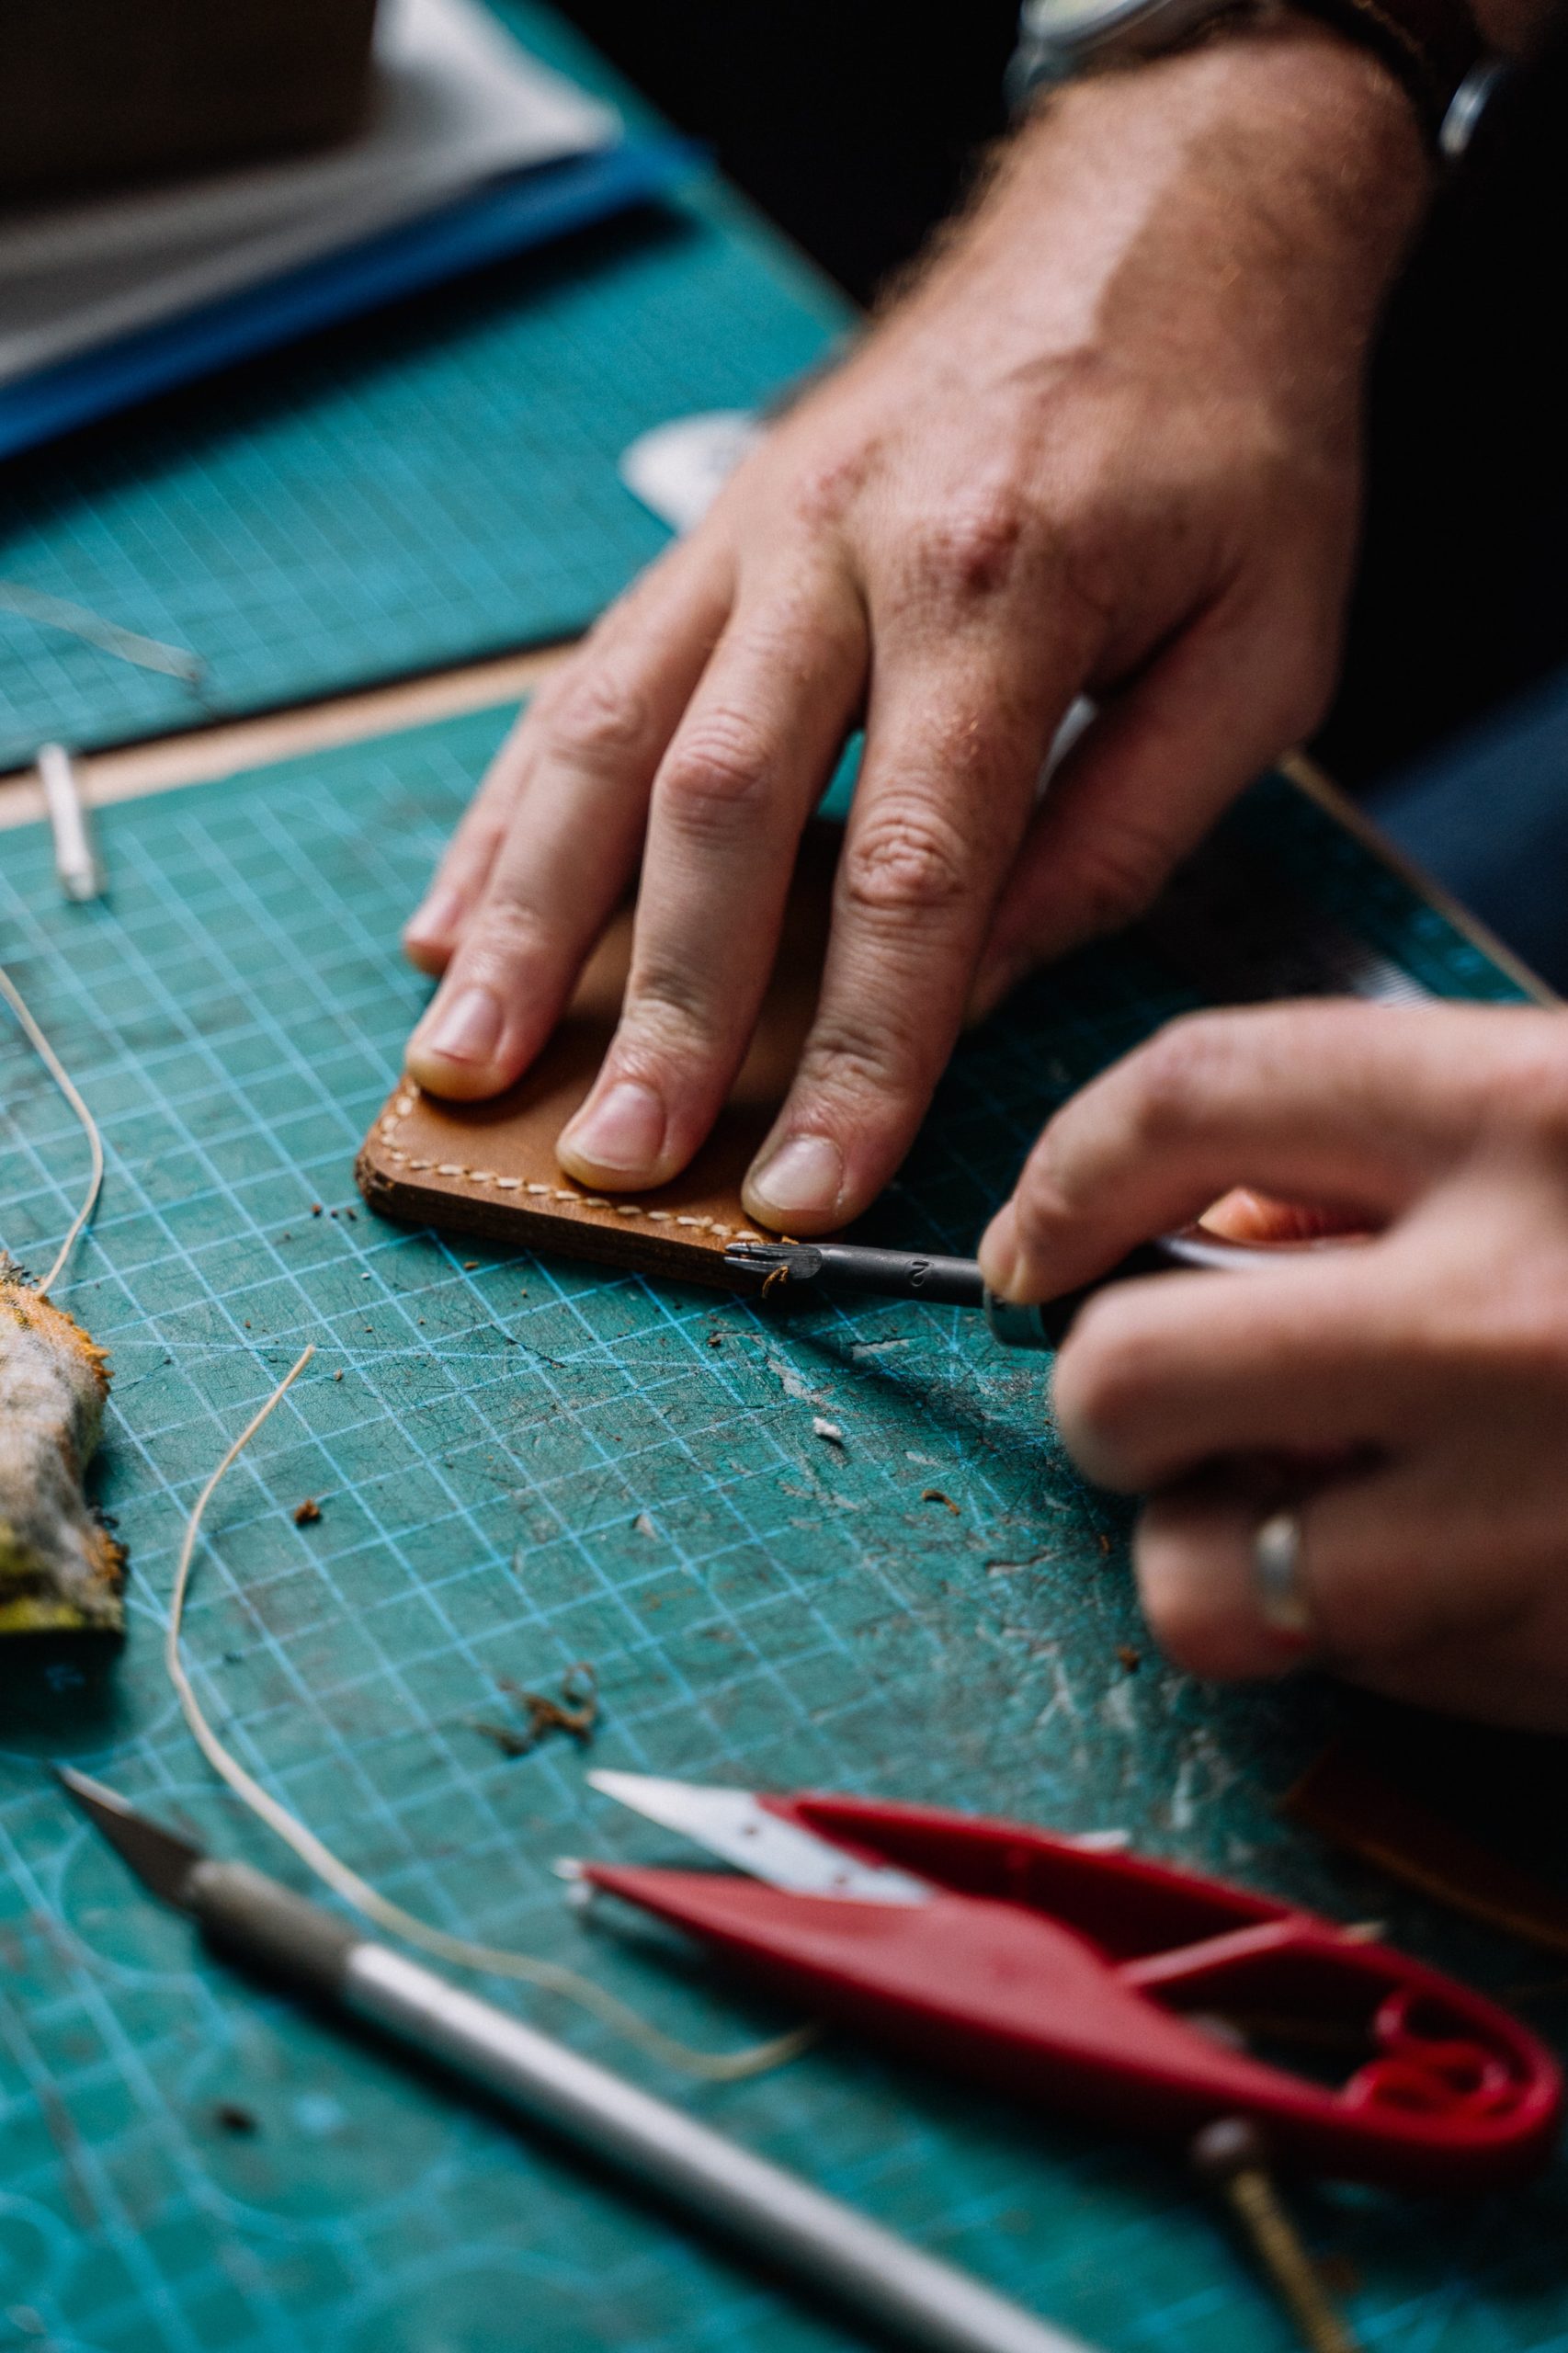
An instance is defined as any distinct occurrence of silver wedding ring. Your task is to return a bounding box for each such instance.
[1252,1508,1313,1638]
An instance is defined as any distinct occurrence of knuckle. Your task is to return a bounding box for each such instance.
[794,1006,914,1107]
[1307,1533,1451,1665]
[1119,1015,1236,1147]
[787,444,875,531]
[543,665,658,772]
[843,801,970,919]
[1010,1141,1080,1254]
[618,965,722,1061]
[463,892,551,973]
[1054,816,1177,938]
[904,491,1028,606]
[1483,1040,1568,1151]
[1474,1279,1568,1389]
[657,711,775,831]
[1051,1304,1155,1468]
[1136,1572,1231,1680]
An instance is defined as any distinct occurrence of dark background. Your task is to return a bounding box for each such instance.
[561,3,1568,789]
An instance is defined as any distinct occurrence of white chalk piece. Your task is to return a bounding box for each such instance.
[37,743,104,904]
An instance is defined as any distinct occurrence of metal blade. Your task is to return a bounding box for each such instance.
[724,1240,824,1282]
[56,1768,206,1911]
[587,1770,932,1904]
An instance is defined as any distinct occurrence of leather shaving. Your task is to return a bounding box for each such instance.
[473,1663,598,1757]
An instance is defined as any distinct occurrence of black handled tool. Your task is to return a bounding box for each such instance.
[725,1230,1272,1348]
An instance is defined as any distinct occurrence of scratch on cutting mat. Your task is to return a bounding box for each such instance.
[0,578,205,689]
[0,1996,97,2228]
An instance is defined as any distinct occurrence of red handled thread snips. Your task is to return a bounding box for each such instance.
[572,1774,1561,2192]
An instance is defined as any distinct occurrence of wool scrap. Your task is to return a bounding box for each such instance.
[0,1265,124,1636]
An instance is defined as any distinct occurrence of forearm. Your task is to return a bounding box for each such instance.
[903,20,1433,361]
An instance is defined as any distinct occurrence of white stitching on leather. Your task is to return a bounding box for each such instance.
[373,1081,771,1243]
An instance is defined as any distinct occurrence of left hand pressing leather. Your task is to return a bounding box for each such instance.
[979,1001,1568,1732]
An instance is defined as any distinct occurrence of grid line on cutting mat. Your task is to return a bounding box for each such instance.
[1,703,1562,2353]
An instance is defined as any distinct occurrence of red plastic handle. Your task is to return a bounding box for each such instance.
[584,1792,1564,2188]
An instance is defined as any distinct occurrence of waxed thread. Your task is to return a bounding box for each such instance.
[166,1350,814,2082]
[0,961,104,1298]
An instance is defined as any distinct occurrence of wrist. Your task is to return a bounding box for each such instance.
[988,24,1433,311]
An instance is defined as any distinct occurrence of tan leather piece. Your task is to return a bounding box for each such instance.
[357,829,839,1282]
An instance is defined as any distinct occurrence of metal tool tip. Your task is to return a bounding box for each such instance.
[56,1764,133,1817]
[56,1767,206,1910]
[723,1240,823,1281]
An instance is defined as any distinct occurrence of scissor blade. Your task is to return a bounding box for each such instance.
[587,1770,932,1904]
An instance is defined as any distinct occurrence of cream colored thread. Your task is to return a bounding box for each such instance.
[0,962,104,1299]
[165,1352,813,2084]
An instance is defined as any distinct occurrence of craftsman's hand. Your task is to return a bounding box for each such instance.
[402,29,1426,1231]
[979,1003,1568,1733]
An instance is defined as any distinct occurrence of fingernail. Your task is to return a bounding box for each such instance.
[405,884,464,946]
[977,1207,1021,1298]
[562,1080,665,1175]
[748,1134,843,1220]
[416,983,503,1064]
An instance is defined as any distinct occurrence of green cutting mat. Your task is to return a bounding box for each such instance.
[3,709,1566,2353]
[0,1,849,772]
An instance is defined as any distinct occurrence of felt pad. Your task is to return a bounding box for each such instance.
[357,828,838,1277]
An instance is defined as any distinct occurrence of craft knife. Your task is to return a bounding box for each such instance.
[59,1768,1096,2353]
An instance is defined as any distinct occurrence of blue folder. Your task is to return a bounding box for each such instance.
[0,135,693,464]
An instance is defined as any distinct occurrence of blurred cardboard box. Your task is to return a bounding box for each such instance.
[0,0,381,194]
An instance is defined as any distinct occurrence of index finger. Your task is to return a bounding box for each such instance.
[978,1001,1555,1304]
